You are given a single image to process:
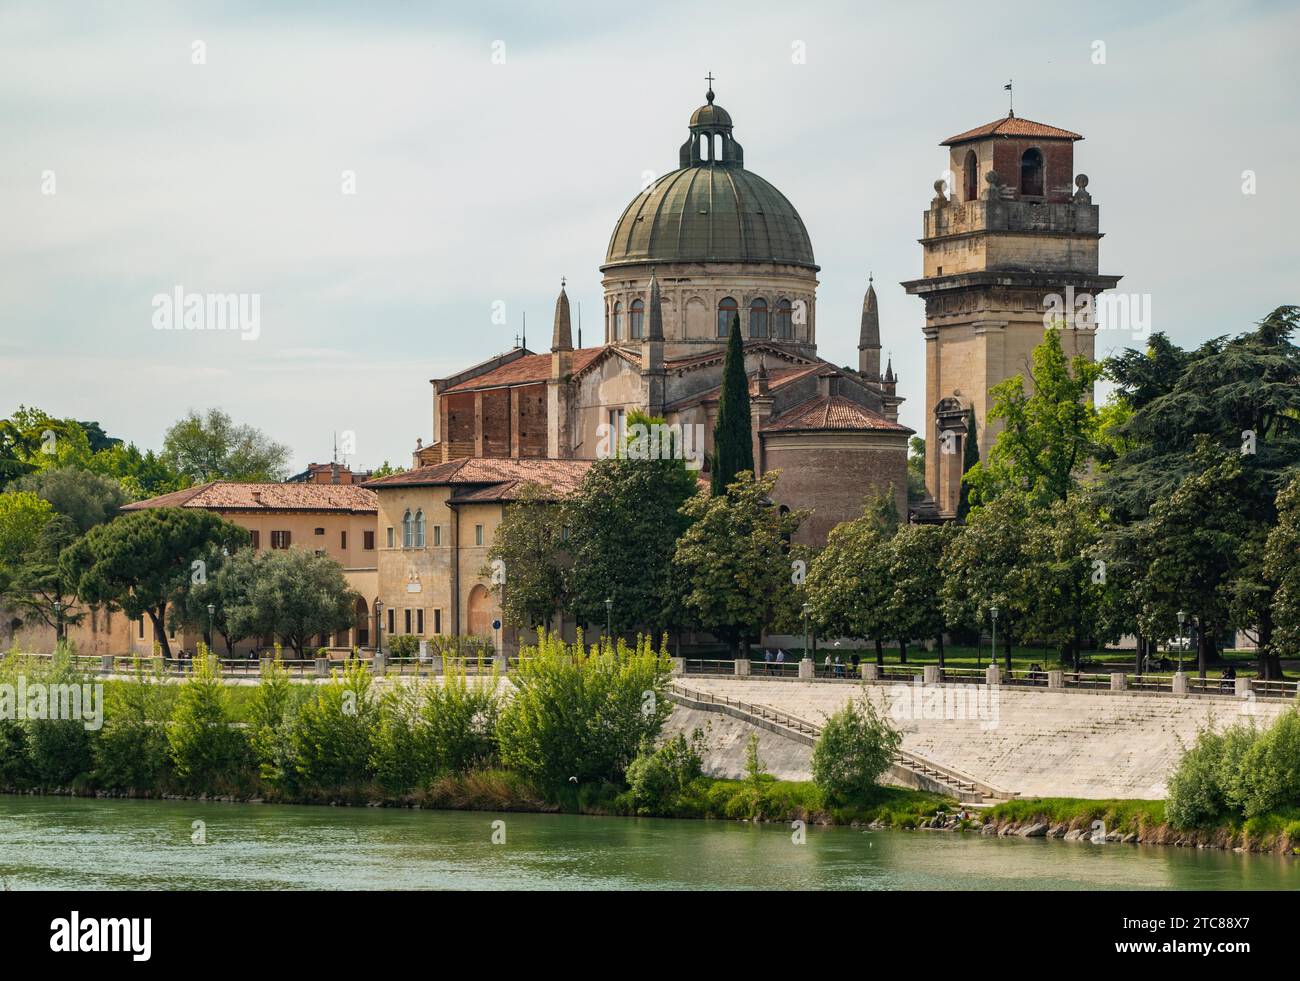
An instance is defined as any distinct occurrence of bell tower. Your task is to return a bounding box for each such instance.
[902,113,1122,519]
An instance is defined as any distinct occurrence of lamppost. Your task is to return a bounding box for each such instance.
[604,597,613,643]
[990,605,999,672]
[53,600,63,643]
[1176,610,1187,675]
[801,602,812,668]
[375,599,385,658]
[206,603,216,652]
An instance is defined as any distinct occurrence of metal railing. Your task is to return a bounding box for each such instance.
[669,682,821,736]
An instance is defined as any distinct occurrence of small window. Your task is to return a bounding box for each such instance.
[629,299,644,339]
[341,531,347,549]
[386,527,394,549]
[749,298,768,338]
[1020,148,1044,197]
[138,618,144,639]
[270,530,291,549]
[404,609,412,634]
[475,524,484,546]
[364,530,375,550]
[717,297,738,337]
[963,149,978,202]
[414,510,426,547]
[433,525,442,547]
[387,608,395,634]
[314,527,325,536]
[416,609,424,634]
[249,530,260,550]
[613,301,623,340]
[402,510,413,548]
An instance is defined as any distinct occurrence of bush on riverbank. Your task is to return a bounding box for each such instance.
[811,694,900,805]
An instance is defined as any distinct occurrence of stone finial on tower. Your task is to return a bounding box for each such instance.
[858,274,882,381]
[882,356,897,397]
[551,278,573,353]
[756,354,769,396]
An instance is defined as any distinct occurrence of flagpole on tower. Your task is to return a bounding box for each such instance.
[1005,79,1014,117]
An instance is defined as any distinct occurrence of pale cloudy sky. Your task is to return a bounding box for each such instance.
[2,0,1297,471]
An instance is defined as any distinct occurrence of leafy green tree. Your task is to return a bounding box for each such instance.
[0,490,54,586]
[906,436,927,506]
[5,513,83,637]
[886,523,953,666]
[86,442,187,499]
[1266,473,1300,658]
[225,548,357,658]
[60,507,249,657]
[161,408,290,483]
[624,729,706,815]
[1131,445,1253,677]
[940,493,1032,671]
[497,630,672,794]
[287,660,378,794]
[805,494,896,665]
[8,466,127,534]
[710,315,753,495]
[674,470,807,656]
[485,482,567,631]
[811,695,901,805]
[965,327,1103,507]
[94,662,173,791]
[167,652,248,792]
[564,415,698,635]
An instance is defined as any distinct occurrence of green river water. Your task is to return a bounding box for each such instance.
[1,796,1296,890]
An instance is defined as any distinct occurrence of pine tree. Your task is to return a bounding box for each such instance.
[710,315,754,495]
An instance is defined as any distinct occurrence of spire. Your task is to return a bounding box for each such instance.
[884,356,895,383]
[858,272,882,380]
[646,268,664,341]
[755,354,769,396]
[551,278,572,352]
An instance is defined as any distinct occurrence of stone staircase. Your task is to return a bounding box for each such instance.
[667,682,1014,804]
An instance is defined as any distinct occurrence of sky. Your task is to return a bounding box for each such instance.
[2,0,1297,472]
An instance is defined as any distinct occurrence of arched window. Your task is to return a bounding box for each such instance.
[774,299,793,339]
[629,299,644,339]
[613,301,623,340]
[717,297,738,337]
[749,298,768,338]
[1019,148,1044,197]
[963,149,978,202]
[402,510,413,548]
[414,509,425,547]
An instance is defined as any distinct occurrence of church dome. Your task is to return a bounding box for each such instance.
[602,88,817,271]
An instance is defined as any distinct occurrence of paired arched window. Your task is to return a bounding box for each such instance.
[1020,148,1044,197]
[402,510,413,548]
[963,149,978,202]
[414,510,426,547]
[749,298,768,338]
[629,299,644,339]
[717,297,738,337]
[613,302,623,340]
[774,299,793,339]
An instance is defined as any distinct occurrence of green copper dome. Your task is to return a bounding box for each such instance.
[602,92,817,271]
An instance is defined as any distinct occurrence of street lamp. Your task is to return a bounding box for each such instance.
[990,606,999,672]
[801,602,812,667]
[375,599,385,658]
[206,603,216,651]
[1176,610,1187,675]
[604,597,613,643]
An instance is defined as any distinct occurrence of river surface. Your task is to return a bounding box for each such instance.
[0,796,1295,890]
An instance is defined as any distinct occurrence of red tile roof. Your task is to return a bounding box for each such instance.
[441,347,605,394]
[762,395,913,434]
[942,115,1083,146]
[666,364,821,411]
[364,457,593,496]
[122,482,378,513]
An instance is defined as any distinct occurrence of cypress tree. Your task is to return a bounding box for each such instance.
[710,314,754,495]
[955,406,979,522]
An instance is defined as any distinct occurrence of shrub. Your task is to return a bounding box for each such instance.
[371,682,428,796]
[497,629,672,794]
[421,662,501,773]
[167,648,249,793]
[811,693,901,805]
[288,658,377,793]
[24,647,96,787]
[94,662,173,791]
[245,655,303,786]
[1238,710,1300,818]
[387,635,419,658]
[624,728,706,815]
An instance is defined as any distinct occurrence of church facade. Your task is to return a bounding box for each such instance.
[412,85,912,546]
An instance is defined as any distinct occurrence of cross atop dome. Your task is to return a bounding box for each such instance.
[705,72,716,104]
